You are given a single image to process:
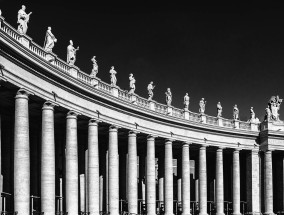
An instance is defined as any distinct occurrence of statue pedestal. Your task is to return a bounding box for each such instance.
[19,33,32,48]
[183,109,189,120]
[200,114,206,123]
[260,120,284,131]
[45,52,56,63]
[149,100,156,111]
[167,106,173,116]
[90,75,100,89]
[234,120,240,129]
[68,66,79,79]
[130,94,137,105]
[217,117,223,126]
[250,122,259,131]
[111,86,119,97]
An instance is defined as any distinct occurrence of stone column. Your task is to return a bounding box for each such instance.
[199,145,208,215]
[85,149,89,212]
[128,131,138,214]
[80,174,85,212]
[158,156,164,204]
[146,135,156,215]
[109,126,119,215]
[0,114,2,211]
[182,142,191,215]
[264,150,274,215]
[66,111,79,215]
[88,119,100,215]
[216,147,224,215]
[14,89,32,215]
[100,176,104,212]
[232,149,241,215]
[165,139,174,215]
[41,101,56,215]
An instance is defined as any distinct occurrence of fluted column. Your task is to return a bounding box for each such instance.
[199,145,207,215]
[232,149,241,215]
[88,119,100,215]
[109,125,119,215]
[66,111,79,215]
[182,142,191,215]
[264,150,275,215]
[165,139,173,215]
[128,131,138,214]
[216,147,224,215]
[41,101,56,215]
[14,89,33,215]
[146,135,156,215]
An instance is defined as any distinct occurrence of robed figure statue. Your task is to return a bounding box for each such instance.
[67,40,79,65]
[17,5,32,34]
[44,27,57,52]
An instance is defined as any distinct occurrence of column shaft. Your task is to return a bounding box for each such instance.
[66,111,79,215]
[216,148,224,215]
[264,150,274,215]
[146,136,156,215]
[85,149,89,212]
[165,140,173,215]
[88,120,100,215]
[108,126,119,215]
[80,174,85,212]
[199,145,207,215]
[232,149,241,215]
[128,131,138,214]
[14,89,31,215]
[182,143,191,215]
[41,102,56,215]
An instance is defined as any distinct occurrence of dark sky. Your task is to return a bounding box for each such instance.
[1,1,284,121]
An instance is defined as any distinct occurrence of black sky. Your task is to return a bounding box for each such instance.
[1,1,284,121]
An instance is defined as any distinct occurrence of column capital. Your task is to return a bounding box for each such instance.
[233,148,242,152]
[128,130,139,136]
[199,144,208,149]
[88,118,101,125]
[263,149,274,153]
[67,110,81,119]
[165,138,175,144]
[216,146,225,151]
[251,149,259,155]
[182,141,192,146]
[42,100,59,110]
[109,124,120,131]
[147,134,157,140]
[15,87,34,99]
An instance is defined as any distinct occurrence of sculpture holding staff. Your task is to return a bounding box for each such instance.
[184,93,190,110]
[44,27,57,52]
[110,66,117,86]
[233,104,239,120]
[165,88,172,106]
[217,102,222,117]
[147,81,155,100]
[67,40,79,65]
[90,56,98,77]
[199,98,206,114]
[129,73,136,94]
[17,5,32,34]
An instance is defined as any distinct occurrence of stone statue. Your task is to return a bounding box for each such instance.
[265,105,272,121]
[90,56,98,77]
[129,73,136,94]
[199,98,206,114]
[110,66,117,86]
[67,40,79,65]
[217,102,222,117]
[17,5,32,34]
[44,27,57,52]
[233,104,239,120]
[147,81,155,100]
[266,95,283,121]
[250,107,255,120]
[165,88,172,106]
[183,93,190,110]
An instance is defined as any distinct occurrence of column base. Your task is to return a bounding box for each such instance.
[216,213,225,215]
[232,213,242,215]
[199,213,208,215]
[181,213,192,215]
[263,213,275,215]
[245,212,262,215]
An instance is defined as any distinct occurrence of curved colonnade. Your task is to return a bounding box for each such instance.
[0,13,283,215]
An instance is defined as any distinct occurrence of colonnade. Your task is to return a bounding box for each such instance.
[0,88,278,215]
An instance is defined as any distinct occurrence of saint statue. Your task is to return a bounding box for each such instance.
[183,93,190,110]
[110,66,117,86]
[44,27,57,52]
[147,81,155,100]
[250,107,255,120]
[129,73,136,94]
[233,104,239,120]
[265,105,272,121]
[17,5,32,34]
[267,95,283,121]
[217,102,222,117]
[165,88,172,106]
[90,56,98,77]
[67,40,79,65]
[199,98,206,114]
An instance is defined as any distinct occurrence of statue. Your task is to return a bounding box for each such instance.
[129,73,136,94]
[17,5,32,34]
[265,95,283,121]
[44,27,57,52]
[233,104,239,120]
[183,93,190,110]
[250,107,255,120]
[199,98,206,114]
[165,88,172,106]
[110,66,117,86]
[67,40,79,65]
[265,105,272,121]
[90,56,98,77]
[0,9,2,16]
[217,102,222,117]
[147,81,155,100]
